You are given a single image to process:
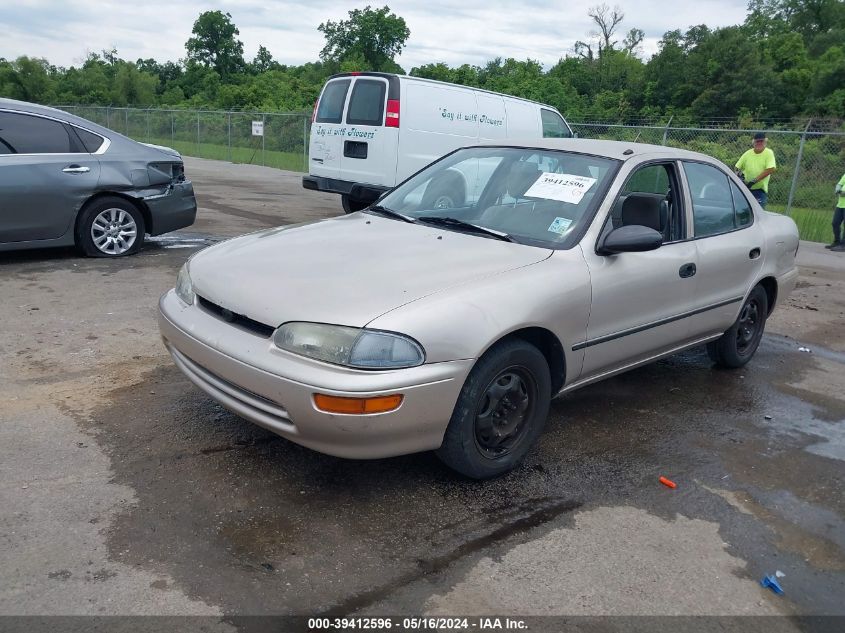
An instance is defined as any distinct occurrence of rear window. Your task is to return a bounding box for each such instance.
[315,80,351,124]
[541,109,572,138]
[72,126,106,153]
[0,111,75,154]
[346,79,386,126]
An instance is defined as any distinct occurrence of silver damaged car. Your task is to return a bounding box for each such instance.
[159,139,799,478]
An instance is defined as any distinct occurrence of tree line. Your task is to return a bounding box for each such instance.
[1,1,843,124]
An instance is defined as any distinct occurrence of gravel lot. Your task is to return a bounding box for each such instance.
[1,157,843,626]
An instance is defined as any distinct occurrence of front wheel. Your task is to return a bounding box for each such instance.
[77,197,145,257]
[707,285,769,368]
[436,339,551,479]
[341,194,369,214]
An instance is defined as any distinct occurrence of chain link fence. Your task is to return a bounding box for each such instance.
[56,106,311,173]
[54,107,844,242]
[571,121,845,243]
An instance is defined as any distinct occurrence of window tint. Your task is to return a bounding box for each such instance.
[315,80,350,124]
[541,109,571,138]
[346,80,386,126]
[684,162,737,237]
[730,181,753,227]
[72,126,105,153]
[0,111,75,154]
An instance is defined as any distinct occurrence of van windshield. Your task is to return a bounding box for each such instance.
[376,147,619,249]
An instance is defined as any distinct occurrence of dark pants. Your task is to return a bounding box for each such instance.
[751,189,767,209]
[834,206,845,244]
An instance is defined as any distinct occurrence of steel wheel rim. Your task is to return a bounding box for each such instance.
[736,298,762,355]
[91,208,137,255]
[474,365,537,460]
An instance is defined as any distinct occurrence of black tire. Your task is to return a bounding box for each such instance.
[706,285,769,368]
[77,196,145,257]
[436,339,551,479]
[341,194,369,214]
[421,175,465,210]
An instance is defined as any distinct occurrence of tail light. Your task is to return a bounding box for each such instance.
[311,99,319,123]
[385,99,400,128]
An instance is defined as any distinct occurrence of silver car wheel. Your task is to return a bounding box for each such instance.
[91,208,138,255]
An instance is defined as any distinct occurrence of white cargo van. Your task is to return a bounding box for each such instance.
[302,72,573,212]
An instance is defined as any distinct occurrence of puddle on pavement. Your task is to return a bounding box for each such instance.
[145,234,221,250]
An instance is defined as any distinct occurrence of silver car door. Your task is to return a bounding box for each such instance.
[579,161,699,379]
[680,161,765,336]
[0,111,100,243]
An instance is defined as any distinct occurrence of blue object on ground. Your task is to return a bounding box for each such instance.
[761,575,784,595]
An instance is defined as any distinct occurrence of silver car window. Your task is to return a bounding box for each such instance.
[379,147,619,249]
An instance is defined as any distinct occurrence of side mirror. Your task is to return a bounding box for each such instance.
[598,225,663,255]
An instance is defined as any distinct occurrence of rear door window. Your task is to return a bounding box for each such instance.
[315,80,351,124]
[0,111,75,154]
[684,161,742,237]
[541,109,572,138]
[346,79,386,126]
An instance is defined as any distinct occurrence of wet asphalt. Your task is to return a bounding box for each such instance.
[1,157,843,625]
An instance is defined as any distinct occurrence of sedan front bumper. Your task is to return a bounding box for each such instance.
[158,290,472,459]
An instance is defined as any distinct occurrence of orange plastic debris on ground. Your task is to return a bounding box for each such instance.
[659,476,677,489]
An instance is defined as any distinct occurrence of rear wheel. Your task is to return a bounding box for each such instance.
[707,285,768,368]
[77,197,145,257]
[436,339,551,479]
[341,194,369,214]
[421,175,465,210]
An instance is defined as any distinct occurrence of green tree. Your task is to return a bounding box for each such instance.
[185,10,245,78]
[251,46,280,74]
[318,5,410,72]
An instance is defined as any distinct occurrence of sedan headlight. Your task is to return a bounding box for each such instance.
[175,263,195,305]
[273,322,425,369]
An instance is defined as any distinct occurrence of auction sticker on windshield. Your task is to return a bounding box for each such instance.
[525,173,597,204]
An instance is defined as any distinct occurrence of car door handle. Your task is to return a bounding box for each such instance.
[62,165,90,174]
[749,247,761,259]
[679,263,696,278]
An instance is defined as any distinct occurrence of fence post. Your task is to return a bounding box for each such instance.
[106,106,111,130]
[303,116,308,171]
[124,109,128,136]
[196,111,200,156]
[786,119,812,217]
[146,108,151,142]
[262,114,266,167]
[227,112,232,163]
[661,116,673,146]
[171,112,174,146]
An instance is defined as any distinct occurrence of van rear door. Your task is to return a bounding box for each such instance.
[340,76,396,188]
[309,78,352,181]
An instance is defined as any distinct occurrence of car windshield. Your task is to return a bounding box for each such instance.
[376,147,619,248]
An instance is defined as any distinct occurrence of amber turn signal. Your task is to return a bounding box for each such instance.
[313,393,403,414]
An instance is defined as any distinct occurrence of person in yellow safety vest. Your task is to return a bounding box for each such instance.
[735,132,777,209]
[829,171,845,251]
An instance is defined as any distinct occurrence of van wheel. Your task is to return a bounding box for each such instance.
[422,175,465,210]
[342,195,369,214]
[77,197,145,257]
[707,285,768,368]
[436,339,551,479]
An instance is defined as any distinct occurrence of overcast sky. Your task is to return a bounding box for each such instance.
[2,1,750,70]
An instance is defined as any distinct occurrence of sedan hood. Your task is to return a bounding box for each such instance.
[189,213,551,328]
